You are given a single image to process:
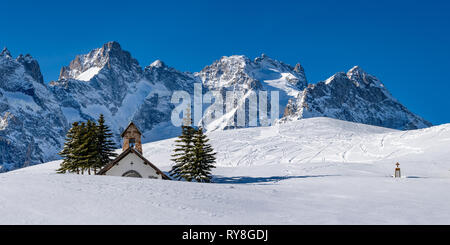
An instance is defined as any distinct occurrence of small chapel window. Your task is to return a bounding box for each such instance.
[129,138,136,148]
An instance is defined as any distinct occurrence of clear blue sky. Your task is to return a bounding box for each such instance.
[2,0,450,125]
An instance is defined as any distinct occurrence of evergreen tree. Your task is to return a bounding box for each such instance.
[95,114,117,173]
[72,122,90,174]
[57,115,118,175]
[190,127,216,183]
[57,122,81,173]
[85,120,101,175]
[170,125,196,180]
[170,107,217,182]
[70,121,99,175]
[170,107,196,180]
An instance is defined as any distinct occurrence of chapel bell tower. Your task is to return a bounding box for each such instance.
[121,122,143,154]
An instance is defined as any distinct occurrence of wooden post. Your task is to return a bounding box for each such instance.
[394,162,401,178]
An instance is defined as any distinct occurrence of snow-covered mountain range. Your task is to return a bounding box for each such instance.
[0,41,431,171]
[283,66,431,130]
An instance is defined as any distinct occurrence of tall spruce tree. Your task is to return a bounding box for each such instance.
[57,122,81,173]
[170,107,195,180]
[84,120,101,175]
[58,122,87,174]
[73,122,91,175]
[170,107,216,182]
[191,127,216,183]
[95,114,117,173]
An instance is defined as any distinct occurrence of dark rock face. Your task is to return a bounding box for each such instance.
[283,66,432,130]
[0,50,67,172]
[16,54,44,84]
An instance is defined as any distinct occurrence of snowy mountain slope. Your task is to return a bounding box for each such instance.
[49,42,195,143]
[0,49,67,172]
[50,42,150,141]
[143,117,450,178]
[0,41,435,172]
[1,42,197,171]
[50,44,309,140]
[133,60,196,141]
[283,66,431,130]
[1,117,450,225]
[195,54,307,130]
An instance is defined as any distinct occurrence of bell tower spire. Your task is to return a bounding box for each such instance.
[121,122,143,154]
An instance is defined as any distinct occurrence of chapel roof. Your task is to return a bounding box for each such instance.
[96,147,171,180]
[120,121,142,137]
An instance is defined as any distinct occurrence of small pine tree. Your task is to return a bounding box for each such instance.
[95,114,117,174]
[191,127,216,183]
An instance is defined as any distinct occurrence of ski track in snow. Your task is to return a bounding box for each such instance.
[1,117,450,224]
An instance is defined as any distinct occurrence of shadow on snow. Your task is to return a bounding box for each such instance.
[212,175,338,184]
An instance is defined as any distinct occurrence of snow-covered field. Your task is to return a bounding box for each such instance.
[1,117,450,224]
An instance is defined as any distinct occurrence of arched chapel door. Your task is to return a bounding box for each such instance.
[122,170,142,178]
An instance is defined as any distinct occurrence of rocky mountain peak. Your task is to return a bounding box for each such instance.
[1,47,12,58]
[149,59,166,68]
[16,54,44,84]
[283,68,431,130]
[253,54,306,81]
[254,53,271,62]
[253,53,278,64]
[219,55,251,67]
[293,63,304,74]
[197,55,260,91]
[347,65,364,75]
[346,66,367,82]
[324,72,348,85]
[103,41,122,52]
[59,41,140,81]
[346,66,383,88]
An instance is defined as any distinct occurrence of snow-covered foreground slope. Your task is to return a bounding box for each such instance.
[1,118,450,224]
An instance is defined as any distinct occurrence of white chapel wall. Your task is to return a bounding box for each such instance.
[104,152,162,179]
